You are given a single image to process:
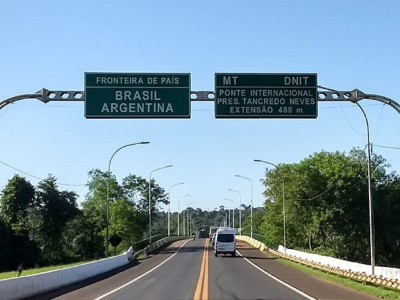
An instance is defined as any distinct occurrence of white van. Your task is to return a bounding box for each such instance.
[214,228,236,257]
[209,226,219,241]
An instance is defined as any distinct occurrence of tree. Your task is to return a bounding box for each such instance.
[33,175,79,264]
[82,170,154,256]
[0,175,35,234]
[109,198,147,251]
[61,212,104,261]
[81,169,116,257]
[122,174,168,235]
[0,218,14,271]
[0,175,40,270]
[259,148,400,266]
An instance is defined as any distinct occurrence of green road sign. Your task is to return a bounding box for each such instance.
[215,73,318,118]
[85,73,191,118]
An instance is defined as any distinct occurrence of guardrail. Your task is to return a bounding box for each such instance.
[236,235,400,292]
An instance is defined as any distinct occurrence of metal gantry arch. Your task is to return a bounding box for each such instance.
[0,88,84,110]
[317,87,400,114]
[1,87,400,114]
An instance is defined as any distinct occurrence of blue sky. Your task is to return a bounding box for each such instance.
[1,1,399,212]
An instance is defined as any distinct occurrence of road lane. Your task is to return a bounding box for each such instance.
[209,243,312,300]
[34,238,379,300]
[98,239,203,300]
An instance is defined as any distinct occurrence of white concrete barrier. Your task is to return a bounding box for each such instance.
[277,245,400,281]
[0,251,131,300]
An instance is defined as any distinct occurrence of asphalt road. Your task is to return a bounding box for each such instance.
[33,238,379,300]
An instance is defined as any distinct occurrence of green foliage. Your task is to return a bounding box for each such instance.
[0,176,40,271]
[258,149,400,266]
[0,175,34,234]
[109,198,147,249]
[122,174,168,216]
[33,175,80,264]
[61,213,104,261]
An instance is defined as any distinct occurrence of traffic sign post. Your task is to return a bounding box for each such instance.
[215,73,318,118]
[85,73,191,118]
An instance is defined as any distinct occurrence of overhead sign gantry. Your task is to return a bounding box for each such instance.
[1,73,399,117]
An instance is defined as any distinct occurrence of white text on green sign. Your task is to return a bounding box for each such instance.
[85,73,191,118]
[215,73,318,118]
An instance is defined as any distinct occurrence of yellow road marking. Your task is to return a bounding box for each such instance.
[193,240,209,300]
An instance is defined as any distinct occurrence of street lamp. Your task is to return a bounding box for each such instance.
[235,175,253,238]
[149,164,173,243]
[353,102,375,275]
[106,141,149,257]
[228,188,242,232]
[254,159,286,253]
[168,182,184,236]
[184,201,194,236]
[189,212,196,235]
[178,194,190,235]
[223,198,234,228]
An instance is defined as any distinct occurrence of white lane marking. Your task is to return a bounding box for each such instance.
[94,240,190,300]
[237,250,316,300]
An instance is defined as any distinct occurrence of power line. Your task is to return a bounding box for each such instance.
[372,144,400,150]
[0,160,87,187]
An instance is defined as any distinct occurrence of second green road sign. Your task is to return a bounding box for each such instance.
[215,73,318,118]
[85,73,191,118]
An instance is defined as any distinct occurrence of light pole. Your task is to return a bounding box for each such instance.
[149,165,173,243]
[228,188,241,232]
[178,194,190,235]
[105,141,149,258]
[354,102,375,275]
[223,198,234,228]
[189,212,196,235]
[254,159,286,253]
[184,201,193,236]
[235,175,253,238]
[168,182,184,236]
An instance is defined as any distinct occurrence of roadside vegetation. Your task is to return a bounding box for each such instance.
[254,149,400,268]
[0,168,254,273]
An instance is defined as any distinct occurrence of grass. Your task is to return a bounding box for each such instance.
[0,261,94,280]
[134,254,146,261]
[279,258,400,299]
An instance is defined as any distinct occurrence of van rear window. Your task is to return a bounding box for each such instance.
[217,234,234,243]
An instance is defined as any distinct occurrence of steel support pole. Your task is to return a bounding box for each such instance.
[235,175,253,238]
[149,165,172,243]
[354,102,375,275]
[105,141,149,257]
